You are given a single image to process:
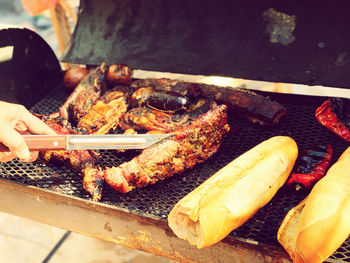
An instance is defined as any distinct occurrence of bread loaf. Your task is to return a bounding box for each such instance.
[278,146,350,263]
[168,136,298,248]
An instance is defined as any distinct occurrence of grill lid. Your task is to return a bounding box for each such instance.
[0,27,61,108]
[62,0,350,88]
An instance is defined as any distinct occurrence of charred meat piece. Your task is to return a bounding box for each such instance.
[147,90,190,112]
[130,87,154,108]
[106,64,133,86]
[315,98,350,142]
[41,149,104,201]
[77,86,130,134]
[38,114,76,134]
[39,116,105,201]
[198,84,286,126]
[59,63,108,125]
[131,78,199,99]
[119,100,217,132]
[105,105,230,193]
[63,67,89,91]
[131,78,286,126]
[119,107,186,132]
[130,87,190,113]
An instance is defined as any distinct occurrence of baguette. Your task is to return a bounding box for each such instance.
[278,146,350,263]
[168,136,298,248]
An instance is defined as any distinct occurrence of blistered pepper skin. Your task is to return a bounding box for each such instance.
[287,144,333,192]
[315,99,350,142]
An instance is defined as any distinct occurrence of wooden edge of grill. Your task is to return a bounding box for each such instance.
[0,178,295,263]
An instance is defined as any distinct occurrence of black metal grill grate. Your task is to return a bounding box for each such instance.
[1,86,349,262]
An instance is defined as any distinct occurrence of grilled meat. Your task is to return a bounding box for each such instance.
[77,86,130,134]
[36,64,285,199]
[119,100,217,132]
[39,116,105,201]
[199,84,286,126]
[131,78,286,126]
[59,63,108,125]
[41,148,104,201]
[146,90,190,112]
[63,67,89,91]
[106,64,133,86]
[130,87,154,108]
[130,87,190,113]
[105,104,230,193]
[131,78,199,100]
[119,107,184,132]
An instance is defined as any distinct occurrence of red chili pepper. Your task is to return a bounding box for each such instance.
[287,144,333,193]
[315,99,350,142]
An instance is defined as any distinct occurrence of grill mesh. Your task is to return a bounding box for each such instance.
[1,86,349,261]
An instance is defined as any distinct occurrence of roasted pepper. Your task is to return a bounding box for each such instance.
[315,98,350,142]
[286,144,333,192]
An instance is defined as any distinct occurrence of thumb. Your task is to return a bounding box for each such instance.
[0,122,30,161]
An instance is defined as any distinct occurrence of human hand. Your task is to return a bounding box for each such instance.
[0,101,56,162]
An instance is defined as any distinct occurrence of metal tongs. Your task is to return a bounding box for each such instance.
[0,134,173,152]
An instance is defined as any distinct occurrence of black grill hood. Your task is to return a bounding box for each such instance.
[62,0,350,89]
[0,27,61,108]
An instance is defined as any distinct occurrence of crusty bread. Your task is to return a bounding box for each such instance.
[168,136,298,248]
[278,146,350,263]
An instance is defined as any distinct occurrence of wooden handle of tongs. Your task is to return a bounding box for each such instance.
[0,135,67,152]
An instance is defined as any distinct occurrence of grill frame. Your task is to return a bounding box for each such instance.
[0,84,349,262]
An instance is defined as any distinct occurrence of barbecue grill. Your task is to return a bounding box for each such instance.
[1,0,350,262]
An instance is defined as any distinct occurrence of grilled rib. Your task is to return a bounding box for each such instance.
[105,105,230,193]
[131,78,286,126]
[77,86,130,134]
[119,99,217,132]
[59,62,108,125]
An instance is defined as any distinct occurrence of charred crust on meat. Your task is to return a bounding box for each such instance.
[131,78,286,126]
[105,105,230,193]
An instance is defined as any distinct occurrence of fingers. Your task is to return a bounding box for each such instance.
[27,151,39,162]
[0,101,55,163]
[0,101,55,135]
[0,151,38,163]
[0,152,16,162]
[21,110,56,135]
[0,122,30,161]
